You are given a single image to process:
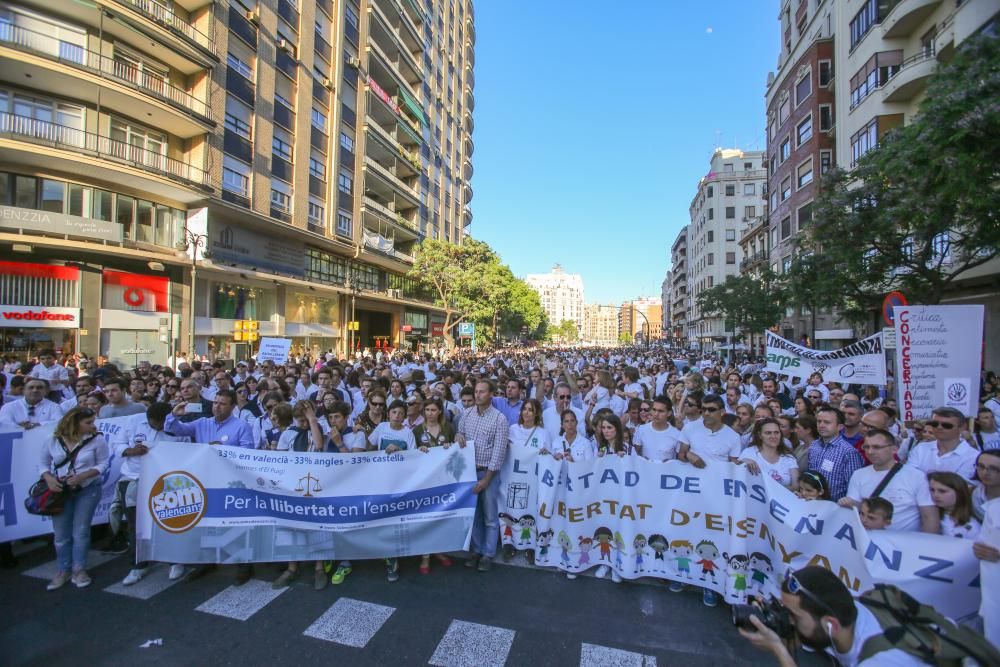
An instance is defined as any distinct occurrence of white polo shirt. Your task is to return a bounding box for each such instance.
[633,422,681,462]
[907,440,978,481]
[679,421,741,464]
[846,463,933,532]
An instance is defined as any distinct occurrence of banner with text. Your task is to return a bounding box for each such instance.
[498,445,978,620]
[136,443,477,564]
[765,330,887,384]
[0,420,128,542]
[894,304,984,421]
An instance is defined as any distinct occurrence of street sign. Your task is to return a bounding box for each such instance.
[458,322,474,338]
[882,291,907,326]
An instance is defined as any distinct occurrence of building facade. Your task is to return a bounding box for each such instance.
[582,303,618,346]
[525,264,584,334]
[0,0,475,365]
[685,148,766,351]
[667,227,688,347]
[619,297,663,344]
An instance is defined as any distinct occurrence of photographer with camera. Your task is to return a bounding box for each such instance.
[737,566,999,666]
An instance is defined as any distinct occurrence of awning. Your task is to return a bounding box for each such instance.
[399,88,428,127]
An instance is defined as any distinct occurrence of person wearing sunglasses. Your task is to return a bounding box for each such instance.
[740,566,928,667]
[906,407,977,482]
[0,378,64,429]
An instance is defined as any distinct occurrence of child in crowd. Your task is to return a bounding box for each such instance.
[929,471,981,540]
[797,470,831,501]
[859,497,893,530]
[366,399,414,582]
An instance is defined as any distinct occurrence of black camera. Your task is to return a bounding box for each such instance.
[732,599,796,639]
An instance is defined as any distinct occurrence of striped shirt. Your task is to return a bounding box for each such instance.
[807,435,864,501]
[458,404,509,471]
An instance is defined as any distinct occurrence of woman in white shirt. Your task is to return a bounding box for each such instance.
[509,399,551,451]
[553,410,596,463]
[38,407,109,590]
[739,417,799,490]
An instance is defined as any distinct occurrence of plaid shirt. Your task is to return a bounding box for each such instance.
[458,404,509,471]
[807,435,865,501]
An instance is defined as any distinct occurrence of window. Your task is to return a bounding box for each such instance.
[344,3,359,29]
[723,163,734,173]
[850,0,880,51]
[743,183,755,195]
[707,231,714,242]
[725,206,735,219]
[336,209,352,236]
[40,179,65,213]
[795,71,812,106]
[272,127,293,162]
[726,252,736,265]
[726,229,736,241]
[309,148,325,179]
[797,160,813,188]
[780,177,791,201]
[725,184,735,196]
[851,118,878,165]
[222,155,250,197]
[819,60,833,87]
[780,137,790,163]
[307,195,325,224]
[707,253,714,265]
[707,186,714,198]
[797,115,813,146]
[744,205,756,219]
[227,52,254,81]
[850,51,902,108]
[271,179,291,213]
[311,106,327,132]
[781,217,792,240]
[225,95,253,139]
[820,150,833,175]
[339,130,354,153]
[770,190,778,212]
[337,170,352,194]
[744,162,753,171]
[708,208,714,220]
[779,96,790,125]
[797,202,813,229]
[819,105,833,132]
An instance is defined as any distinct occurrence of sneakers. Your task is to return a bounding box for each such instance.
[71,570,92,588]
[595,565,609,579]
[703,589,720,607]
[566,573,577,580]
[46,571,71,591]
[477,557,492,572]
[385,558,399,582]
[464,556,479,569]
[669,581,685,593]
[314,568,328,591]
[611,570,622,584]
[272,569,297,589]
[168,564,187,580]
[122,568,147,586]
[330,564,352,585]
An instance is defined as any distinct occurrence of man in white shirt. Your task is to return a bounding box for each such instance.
[60,376,94,412]
[633,396,681,462]
[678,394,741,467]
[0,378,63,428]
[907,407,978,481]
[542,384,585,443]
[29,349,69,402]
[975,406,1000,450]
[840,428,939,533]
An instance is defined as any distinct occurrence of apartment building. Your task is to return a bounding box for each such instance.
[685,148,766,351]
[526,264,584,333]
[619,297,662,344]
[0,0,475,364]
[582,303,618,346]
[667,227,688,347]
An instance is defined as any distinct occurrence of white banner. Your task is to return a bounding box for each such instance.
[136,443,477,563]
[894,305,984,421]
[765,330,886,384]
[0,419,128,541]
[499,445,979,620]
[256,337,292,364]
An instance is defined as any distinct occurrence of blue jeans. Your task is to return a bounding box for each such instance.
[470,470,501,558]
[51,482,102,572]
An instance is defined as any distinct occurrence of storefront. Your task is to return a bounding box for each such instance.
[193,278,278,361]
[286,291,340,360]
[99,269,176,368]
[0,261,80,359]
[401,309,430,352]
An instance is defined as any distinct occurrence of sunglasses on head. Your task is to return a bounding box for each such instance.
[784,571,838,618]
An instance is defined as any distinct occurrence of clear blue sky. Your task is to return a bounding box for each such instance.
[470,1,778,304]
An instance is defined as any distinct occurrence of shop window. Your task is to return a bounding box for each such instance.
[40,179,65,213]
[14,175,37,209]
[211,283,274,320]
[288,292,338,323]
[116,195,135,240]
[136,199,154,243]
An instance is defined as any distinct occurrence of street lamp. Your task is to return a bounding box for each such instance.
[345,264,364,356]
[178,229,208,360]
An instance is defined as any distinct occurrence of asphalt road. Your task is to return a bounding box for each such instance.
[0,541,826,666]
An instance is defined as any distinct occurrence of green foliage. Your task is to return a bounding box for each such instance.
[618,332,633,344]
[801,33,1000,312]
[697,271,783,336]
[551,320,579,343]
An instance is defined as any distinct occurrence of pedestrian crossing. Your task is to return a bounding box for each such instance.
[19,554,665,665]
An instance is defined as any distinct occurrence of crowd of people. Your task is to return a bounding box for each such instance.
[4,345,1000,666]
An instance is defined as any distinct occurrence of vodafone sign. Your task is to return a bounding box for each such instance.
[0,305,80,328]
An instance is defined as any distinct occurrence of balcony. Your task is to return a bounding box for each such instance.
[228,4,257,49]
[464,134,474,156]
[882,0,943,39]
[739,251,770,272]
[0,26,213,137]
[361,195,419,241]
[882,49,936,103]
[112,0,216,59]
[368,5,422,85]
[362,155,419,209]
[466,38,474,68]
[466,16,475,45]
[463,205,472,228]
[366,88,422,146]
[465,86,475,112]
[463,156,473,180]
[0,113,210,199]
[465,63,475,90]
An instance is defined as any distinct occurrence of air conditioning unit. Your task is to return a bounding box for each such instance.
[322,77,334,90]
[386,288,402,299]
[347,56,361,68]
[245,9,259,24]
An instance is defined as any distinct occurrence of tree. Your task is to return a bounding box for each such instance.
[697,271,783,346]
[618,332,633,345]
[802,33,1000,319]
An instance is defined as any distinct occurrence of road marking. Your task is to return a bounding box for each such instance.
[195,579,287,621]
[429,619,516,667]
[23,550,117,580]
[580,643,657,667]
[104,564,183,600]
[303,597,395,647]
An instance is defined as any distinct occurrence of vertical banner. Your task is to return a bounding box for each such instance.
[894,305,984,421]
[765,331,886,384]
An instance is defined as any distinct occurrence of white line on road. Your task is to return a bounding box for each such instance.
[429,619,516,667]
[580,642,657,667]
[195,579,287,621]
[303,597,395,647]
[104,564,183,600]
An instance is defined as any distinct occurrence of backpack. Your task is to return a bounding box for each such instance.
[859,584,1000,666]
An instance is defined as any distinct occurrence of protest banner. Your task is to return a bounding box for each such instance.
[256,337,293,364]
[894,304,984,421]
[765,331,887,384]
[136,443,477,564]
[498,445,978,620]
[0,419,127,542]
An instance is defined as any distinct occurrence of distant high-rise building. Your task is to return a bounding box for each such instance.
[583,304,619,346]
[619,297,663,344]
[526,264,585,333]
[667,228,689,347]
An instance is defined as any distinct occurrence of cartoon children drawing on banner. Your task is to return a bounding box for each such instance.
[695,540,720,584]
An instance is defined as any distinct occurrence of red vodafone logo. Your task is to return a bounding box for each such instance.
[2,310,75,321]
[123,287,145,307]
